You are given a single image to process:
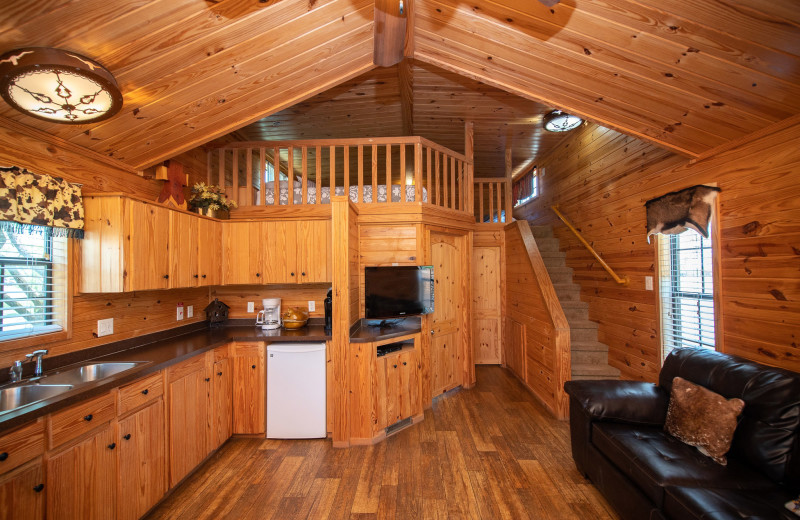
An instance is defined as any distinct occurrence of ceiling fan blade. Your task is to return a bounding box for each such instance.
[374,0,406,67]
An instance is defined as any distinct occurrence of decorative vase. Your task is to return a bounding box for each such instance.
[193,207,217,218]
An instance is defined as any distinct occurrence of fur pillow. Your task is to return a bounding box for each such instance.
[664,376,745,465]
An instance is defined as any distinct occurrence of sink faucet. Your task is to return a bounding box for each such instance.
[8,361,22,382]
[25,350,48,377]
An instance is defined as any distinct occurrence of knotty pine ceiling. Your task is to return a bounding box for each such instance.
[0,0,797,173]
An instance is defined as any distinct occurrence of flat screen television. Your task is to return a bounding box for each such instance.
[364,266,434,319]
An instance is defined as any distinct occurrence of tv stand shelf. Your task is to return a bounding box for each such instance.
[349,317,422,343]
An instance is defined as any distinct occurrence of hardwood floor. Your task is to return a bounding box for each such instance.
[146,365,616,520]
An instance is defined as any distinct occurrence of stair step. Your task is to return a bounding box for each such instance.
[571,363,621,380]
[570,340,608,352]
[553,283,582,301]
[571,348,608,366]
[535,237,561,252]
[562,306,588,321]
[539,250,565,259]
[570,326,599,343]
[543,255,567,270]
[529,225,553,239]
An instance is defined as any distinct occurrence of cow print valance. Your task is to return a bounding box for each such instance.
[0,166,84,239]
[645,184,720,243]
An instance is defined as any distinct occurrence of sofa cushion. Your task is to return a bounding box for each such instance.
[665,376,745,464]
[564,380,669,425]
[663,485,798,520]
[659,348,800,484]
[592,422,774,508]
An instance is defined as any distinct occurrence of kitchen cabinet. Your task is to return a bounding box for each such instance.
[372,348,421,433]
[169,210,199,288]
[231,343,265,434]
[167,354,212,487]
[128,201,171,291]
[221,221,266,285]
[0,458,44,520]
[47,424,116,520]
[297,220,331,283]
[198,217,222,286]
[117,398,166,520]
[212,349,233,449]
[262,220,297,283]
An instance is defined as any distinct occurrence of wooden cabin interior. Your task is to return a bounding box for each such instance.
[0,0,798,518]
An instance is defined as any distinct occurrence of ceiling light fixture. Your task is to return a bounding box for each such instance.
[0,47,122,124]
[542,110,583,132]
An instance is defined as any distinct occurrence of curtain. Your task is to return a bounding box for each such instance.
[0,166,84,238]
[513,168,536,204]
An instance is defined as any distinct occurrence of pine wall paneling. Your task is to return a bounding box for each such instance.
[515,121,800,380]
[210,285,330,319]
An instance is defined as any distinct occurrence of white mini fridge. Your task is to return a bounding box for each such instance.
[266,342,327,439]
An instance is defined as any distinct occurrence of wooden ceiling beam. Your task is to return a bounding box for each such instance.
[399,59,414,135]
[374,0,406,67]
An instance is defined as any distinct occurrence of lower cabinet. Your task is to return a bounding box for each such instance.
[231,343,265,435]
[212,351,233,449]
[117,398,166,520]
[372,347,421,433]
[0,458,44,520]
[47,425,117,520]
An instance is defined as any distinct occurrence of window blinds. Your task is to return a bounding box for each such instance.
[0,228,68,341]
[658,230,716,363]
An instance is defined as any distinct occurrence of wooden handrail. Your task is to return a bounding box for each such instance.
[551,205,630,286]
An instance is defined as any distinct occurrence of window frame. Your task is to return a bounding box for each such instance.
[0,230,71,351]
[654,198,723,366]
[513,167,539,208]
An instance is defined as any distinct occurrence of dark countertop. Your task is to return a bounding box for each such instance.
[349,317,422,343]
[0,320,331,435]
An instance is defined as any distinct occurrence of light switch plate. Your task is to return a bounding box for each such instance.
[187,305,193,318]
[308,300,316,312]
[645,276,654,291]
[97,318,113,337]
[176,304,184,321]
[247,301,255,313]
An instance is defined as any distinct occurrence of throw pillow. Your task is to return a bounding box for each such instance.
[786,495,800,517]
[664,376,745,465]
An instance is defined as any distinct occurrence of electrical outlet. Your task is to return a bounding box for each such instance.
[247,301,255,313]
[97,318,113,337]
[308,300,316,312]
[392,262,399,266]
[187,305,193,318]
[645,276,654,291]
[177,304,184,321]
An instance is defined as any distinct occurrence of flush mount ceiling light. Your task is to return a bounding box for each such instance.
[542,110,583,132]
[0,47,122,124]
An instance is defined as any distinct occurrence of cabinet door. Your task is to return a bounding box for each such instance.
[213,357,232,449]
[297,220,331,282]
[47,426,116,520]
[128,201,170,291]
[232,344,265,434]
[168,358,211,487]
[505,318,526,382]
[118,398,166,520]
[0,459,44,520]
[198,218,221,286]
[397,350,420,421]
[169,211,199,288]
[222,221,265,284]
[262,221,297,283]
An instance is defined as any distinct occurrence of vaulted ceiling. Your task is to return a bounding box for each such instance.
[0,0,797,174]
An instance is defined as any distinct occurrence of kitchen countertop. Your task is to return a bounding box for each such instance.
[0,320,331,434]
[349,317,422,343]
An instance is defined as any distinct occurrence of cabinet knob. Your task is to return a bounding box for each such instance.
[123,434,131,441]
[202,274,207,279]
[217,371,223,376]
[290,272,295,277]
[204,377,211,382]
[0,452,7,462]
[256,273,261,277]
[84,414,93,422]
[194,274,199,278]
[393,364,398,369]
[163,274,169,279]
[108,443,116,450]
[251,365,256,369]
[301,272,306,276]
[141,389,149,395]
[403,362,407,366]
[33,484,44,493]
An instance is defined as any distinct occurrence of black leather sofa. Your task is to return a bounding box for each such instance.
[564,347,800,520]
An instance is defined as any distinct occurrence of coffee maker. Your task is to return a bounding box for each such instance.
[256,298,281,330]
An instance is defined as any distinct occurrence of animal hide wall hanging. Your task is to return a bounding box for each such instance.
[645,185,721,243]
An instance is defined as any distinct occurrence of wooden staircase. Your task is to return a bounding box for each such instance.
[529,225,620,381]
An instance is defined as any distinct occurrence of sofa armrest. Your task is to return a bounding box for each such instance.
[564,380,669,426]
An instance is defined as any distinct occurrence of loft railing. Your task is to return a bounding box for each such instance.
[473,177,512,224]
[551,205,630,286]
[205,137,472,213]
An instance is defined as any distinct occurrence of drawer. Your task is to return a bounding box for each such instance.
[0,419,45,474]
[49,392,116,448]
[214,345,230,362]
[167,353,208,383]
[118,371,163,415]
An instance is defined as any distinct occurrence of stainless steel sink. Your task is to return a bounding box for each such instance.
[45,362,145,385]
[0,384,73,413]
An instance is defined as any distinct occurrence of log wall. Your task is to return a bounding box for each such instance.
[515,121,800,380]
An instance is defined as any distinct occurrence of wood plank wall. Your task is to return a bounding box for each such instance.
[515,121,800,380]
[348,205,361,325]
[210,285,330,319]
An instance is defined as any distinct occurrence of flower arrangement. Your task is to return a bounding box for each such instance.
[188,183,238,212]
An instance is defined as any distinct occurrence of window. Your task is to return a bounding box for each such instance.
[0,228,68,342]
[658,229,716,362]
[263,158,288,183]
[513,167,538,207]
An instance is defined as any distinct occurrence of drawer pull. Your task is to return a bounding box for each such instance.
[33,484,44,493]
[255,273,261,277]
[84,414,93,422]
[0,452,7,462]
[123,434,131,441]
[193,274,199,278]
[202,274,207,279]
[205,377,211,382]
[393,364,398,369]
[301,272,306,276]
[217,371,223,376]
[251,365,256,369]
[403,362,407,366]
[141,389,149,395]
[108,443,116,450]
[291,272,295,277]
[163,274,169,279]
